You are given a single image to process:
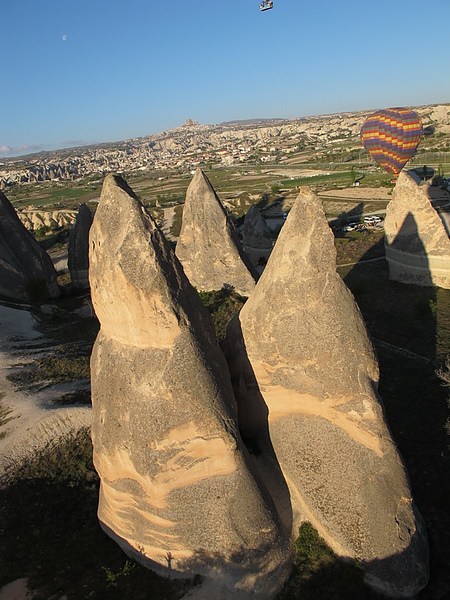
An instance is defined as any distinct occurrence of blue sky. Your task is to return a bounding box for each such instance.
[1,0,449,157]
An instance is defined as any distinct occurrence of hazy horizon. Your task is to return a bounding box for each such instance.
[2,0,449,159]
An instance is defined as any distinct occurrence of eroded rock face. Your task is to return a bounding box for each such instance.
[68,203,92,292]
[0,191,60,302]
[242,205,274,268]
[89,174,291,598]
[175,169,257,295]
[224,187,429,598]
[18,209,77,232]
[385,171,450,288]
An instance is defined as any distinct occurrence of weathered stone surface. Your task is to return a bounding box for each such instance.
[0,191,60,302]
[68,203,92,292]
[18,209,77,232]
[242,205,274,269]
[385,171,450,288]
[243,205,273,248]
[89,174,291,597]
[224,187,429,598]
[175,169,257,295]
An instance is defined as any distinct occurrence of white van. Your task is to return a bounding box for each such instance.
[364,216,382,226]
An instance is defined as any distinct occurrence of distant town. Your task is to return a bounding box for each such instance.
[2,104,449,191]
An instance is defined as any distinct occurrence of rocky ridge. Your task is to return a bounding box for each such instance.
[68,203,93,292]
[2,104,448,188]
[18,209,77,232]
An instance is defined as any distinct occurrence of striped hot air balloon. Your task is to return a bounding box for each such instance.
[360,108,423,176]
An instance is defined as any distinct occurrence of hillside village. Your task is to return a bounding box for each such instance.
[1,104,449,189]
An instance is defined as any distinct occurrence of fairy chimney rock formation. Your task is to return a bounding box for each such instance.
[243,204,273,267]
[175,169,257,295]
[68,203,92,292]
[89,174,291,598]
[0,190,60,302]
[224,187,429,598]
[384,171,450,288]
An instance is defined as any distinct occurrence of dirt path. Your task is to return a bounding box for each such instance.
[0,304,92,477]
[161,206,175,237]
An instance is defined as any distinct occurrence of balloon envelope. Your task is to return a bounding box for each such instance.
[360,108,423,176]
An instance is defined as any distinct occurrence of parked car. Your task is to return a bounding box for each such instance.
[363,216,383,227]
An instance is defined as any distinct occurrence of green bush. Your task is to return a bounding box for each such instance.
[278,523,367,600]
[198,285,246,343]
[34,225,52,239]
[415,298,437,321]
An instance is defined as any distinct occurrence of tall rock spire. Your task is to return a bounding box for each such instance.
[224,186,429,598]
[68,203,92,292]
[384,171,450,288]
[0,190,59,302]
[89,174,291,598]
[175,169,257,296]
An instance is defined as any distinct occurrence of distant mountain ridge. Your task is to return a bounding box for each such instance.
[1,104,449,189]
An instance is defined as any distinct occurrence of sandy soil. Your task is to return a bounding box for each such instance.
[268,168,333,179]
[161,206,175,238]
[0,304,92,477]
[47,244,68,272]
[320,186,391,200]
[0,579,34,600]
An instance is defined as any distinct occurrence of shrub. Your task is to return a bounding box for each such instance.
[198,285,246,343]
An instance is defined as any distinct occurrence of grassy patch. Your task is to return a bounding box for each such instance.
[280,171,353,188]
[9,181,102,211]
[170,204,184,237]
[6,300,98,394]
[32,300,99,346]
[7,353,90,390]
[277,523,373,600]
[198,285,246,344]
[0,429,194,599]
[335,229,385,265]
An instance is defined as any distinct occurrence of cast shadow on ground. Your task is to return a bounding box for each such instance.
[221,308,430,598]
[330,201,364,230]
[342,215,450,599]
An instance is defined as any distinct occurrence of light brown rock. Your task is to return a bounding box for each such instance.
[89,174,291,598]
[18,210,77,232]
[242,205,274,268]
[385,171,450,288]
[224,187,429,598]
[175,169,257,295]
[0,190,59,302]
[68,203,92,292]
